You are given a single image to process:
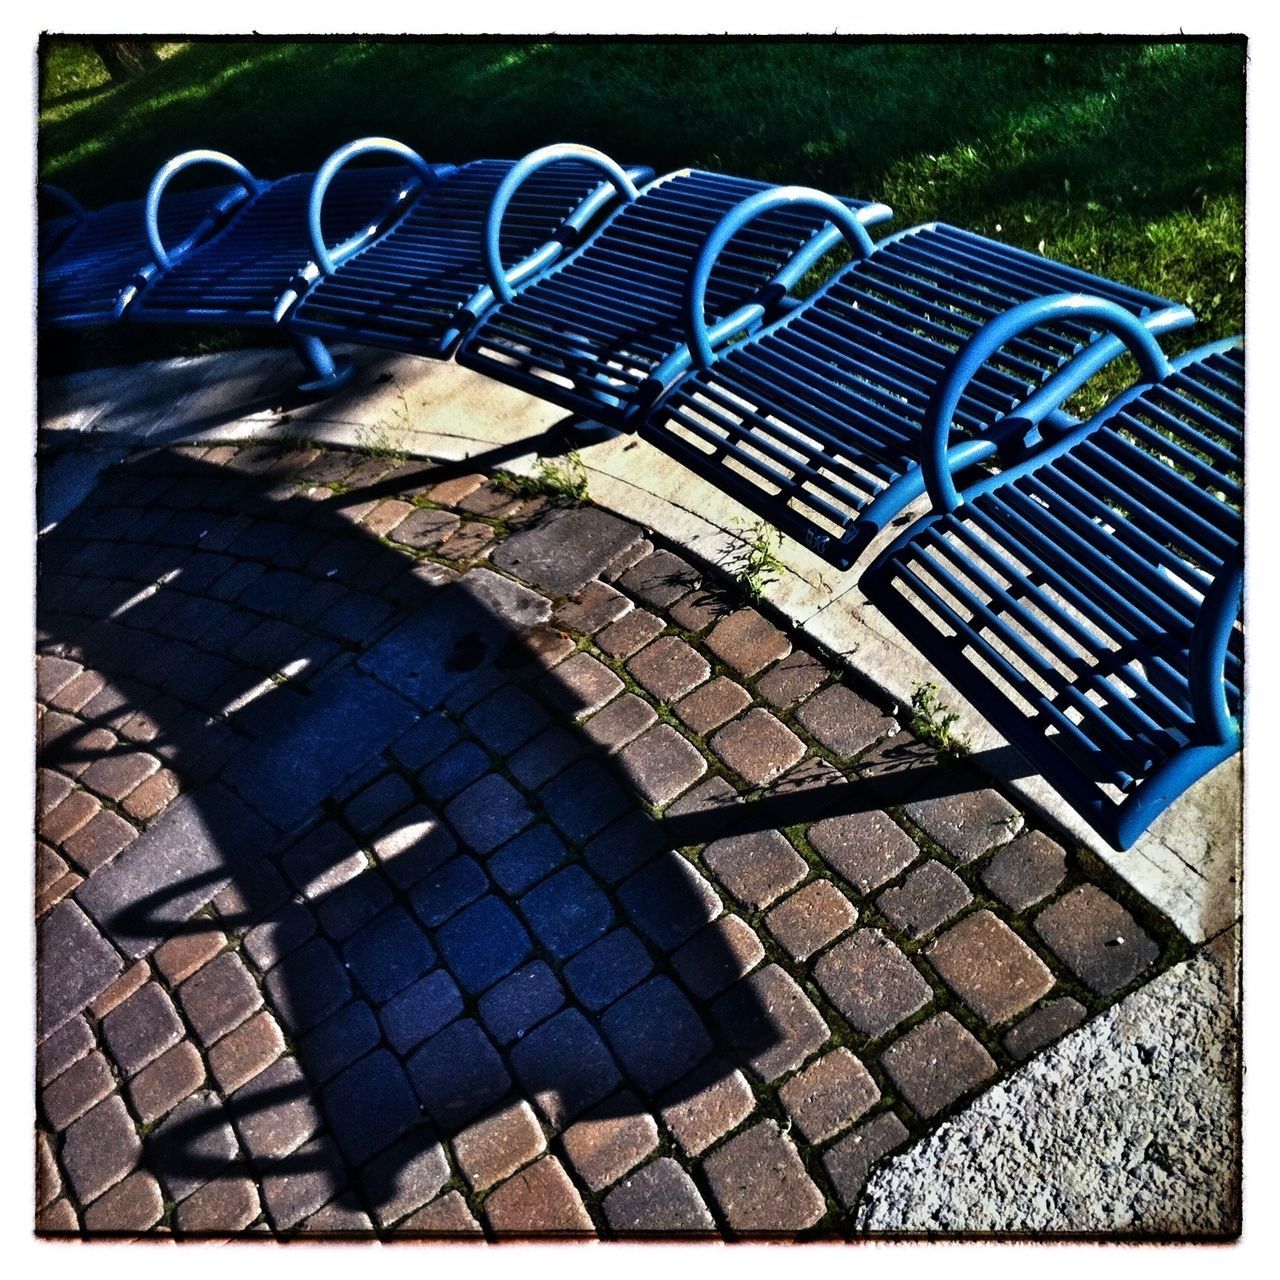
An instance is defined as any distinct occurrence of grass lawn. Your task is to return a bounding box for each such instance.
[38,37,1245,392]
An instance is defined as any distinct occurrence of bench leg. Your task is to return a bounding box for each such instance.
[292,334,355,396]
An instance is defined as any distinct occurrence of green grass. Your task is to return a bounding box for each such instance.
[39,36,1244,389]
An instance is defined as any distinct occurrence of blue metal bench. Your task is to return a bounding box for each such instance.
[289,143,654,360]
[126,140,452,392]
[638,191,1195,570]
[39,176,248,329]
[455,167,893,424]
[861,297,1242,850]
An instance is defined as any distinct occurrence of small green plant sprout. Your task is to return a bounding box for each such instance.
[495,451,590,506]
[728,519,785,602]
[909,680,971,758]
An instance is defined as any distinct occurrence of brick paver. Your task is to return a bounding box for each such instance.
[33,440,1189,1240]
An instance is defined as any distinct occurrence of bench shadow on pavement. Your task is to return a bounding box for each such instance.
[37,446,1013,1233]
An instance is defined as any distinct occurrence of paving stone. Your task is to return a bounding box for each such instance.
[628,636,710,704]
[179,952,262,1045]
[75,783,276,960]
[243,901,317,971]
[702,1120,825,1233]
[904,783,1023,864]
[42,1048,114,1129]
[554,579,634,634]
[796,683,895,759]
[710,708,805,786]
[618,852,723,952]
[672,679,748,739]
[408,1018,512,1129]
[173,1175,261,1233]
[766,880,858,961]
[120,767,182,821]
[436,896,533,994]
[38,1014,94,1086]
[511,1007,622,1128]
[40,788,100,846]
[344,905,438,1002]
[48,668,107,713]
[672,914,765,1001]
[445,773,535,856]
[209,855,294,931]
[494,506,643,595]
[876,859,972,939]
[360,1132,451,1227]
[301,1194,375,1233]
[226,668,420,829]
[596,608,664,658]
[602,973,714,1094]
[705,607,791,678]
[452,1098,547,1192]
[618,549,700,609]
[324,1049,421,1166]
[779,1048,880,1144]
[1034,884,1160,995]
[603,535,652,582]
[82,1169,165,1232]
[926,909,1055,1026]
[603,1157,715,1233]
[1003,996,1089,1061]
[540,759,631,844]
[101,981,184,1074]
[80,750,161,805]
[259,1134,348,1230]
[63,808,137,873]
[380,968,466,1054]
[880,1012,998,1119]
[36,772,79,826]
[617,724,708,806]
[561,1092,658,1192]
[813,930,932,1039]
[35,1130,61,1210]
[429,517,494,559]
[314,869,394,941]
[373,812,457,894]
[668,584,734,633]
[61,1094,142,1205]
[808,810,920,895]
[702,829,808,911]
[417,740,490,803]
[564,928,654,1012]
[207,1010,285,1093]
[465,685,552,755]
[297,1000,381,1083]
[344,772,415,836]
[389,715,461,772]
[388,505,460,549]
[37,655,82,701]
[822,1111,911,1211]
[501,621,579,673]
[88,958,150,1019]
[582,811,666,884]
[712,964,829,1083]
[263,937,353,1033]
[544,650,624,720]
[230,1055,321,1164]
[981,830,1069,912]
[485,1154,594,1234]
[662,775,744,841]
[35,1197,79,1234]
[129,1040,206,1124]
[398,1191,483,1235]
[755,649,828,709]
[518,866,614,959]
[580,691,656,754]
[425,472,484,505]
[487,824,571,895]
[659,1057,756,1158]
[508,726,584,790]
[478,961,565,1045]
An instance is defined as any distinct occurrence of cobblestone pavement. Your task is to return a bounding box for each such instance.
[35,441,1192,1239]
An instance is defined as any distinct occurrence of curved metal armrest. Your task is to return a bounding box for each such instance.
[146,149,260,270]
[1190,558,1244,745]
[687,186,875,370]
[309,136,436,276]
[41,183,88,222]
[484,143,640,304]
[921,293,1175,512]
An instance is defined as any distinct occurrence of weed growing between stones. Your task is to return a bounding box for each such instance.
[496,451,590,506]
[908,681,970,759]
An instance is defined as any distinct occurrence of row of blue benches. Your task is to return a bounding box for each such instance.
[39,140,1243,852]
